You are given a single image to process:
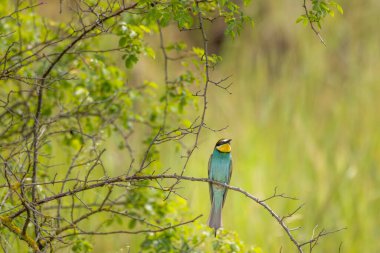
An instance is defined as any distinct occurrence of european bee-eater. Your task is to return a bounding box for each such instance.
[208,138,232,236]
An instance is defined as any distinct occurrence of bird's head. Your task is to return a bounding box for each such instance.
[215,138,232,153]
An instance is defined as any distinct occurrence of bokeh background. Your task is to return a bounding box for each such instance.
[36,0,380,252]
[184,0,380,252]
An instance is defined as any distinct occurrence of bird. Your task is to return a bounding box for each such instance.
[208,138,232,236]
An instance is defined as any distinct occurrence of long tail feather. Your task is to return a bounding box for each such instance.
[208,192,223,236]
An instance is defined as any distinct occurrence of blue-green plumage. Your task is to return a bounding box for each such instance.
[208,139,232,236]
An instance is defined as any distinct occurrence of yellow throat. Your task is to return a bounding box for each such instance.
[216,143,231,153]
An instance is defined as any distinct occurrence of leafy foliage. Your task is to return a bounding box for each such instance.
[297,0,343,28]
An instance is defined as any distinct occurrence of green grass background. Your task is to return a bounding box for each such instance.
[184,0,380,252]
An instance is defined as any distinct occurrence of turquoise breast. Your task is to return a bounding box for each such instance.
[210,150,231,183]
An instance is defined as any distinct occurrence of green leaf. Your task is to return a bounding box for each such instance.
[145,47,156,59]
[128,219,137,229]
[72,238,93,253]
[296,15,308,26]
[336,4,343,14]
[119,37,127,47]
[192,47,204,58]
[330,1,344,14]
[125,54,139,68]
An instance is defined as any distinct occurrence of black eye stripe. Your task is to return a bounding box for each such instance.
[215,139,232,146]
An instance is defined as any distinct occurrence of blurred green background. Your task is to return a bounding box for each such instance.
[31,0,380,252]
[186,0,380,252]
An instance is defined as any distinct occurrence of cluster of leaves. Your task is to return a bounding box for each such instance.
[140,222,262,253]
[132,182,262,253]
[72,237,94,253]
[137,0,253,36]
[297,0,343,28]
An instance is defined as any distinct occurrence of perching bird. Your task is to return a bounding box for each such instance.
[208,138,232,236]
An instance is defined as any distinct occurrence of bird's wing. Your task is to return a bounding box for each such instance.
[222,158,232,207]
[208,154,213,204]
[228,158,233,184]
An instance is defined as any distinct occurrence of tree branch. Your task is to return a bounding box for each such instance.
[302,0,326,46]
[28,2,138,247]
[8,174,343,252]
